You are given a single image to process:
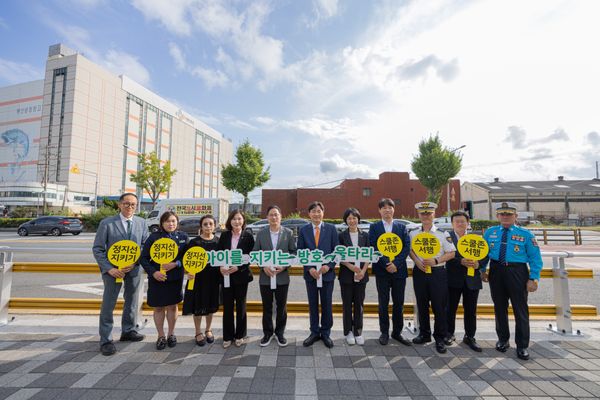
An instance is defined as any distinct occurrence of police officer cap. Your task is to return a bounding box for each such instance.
[495,202,517,214]
[415,202,437,213]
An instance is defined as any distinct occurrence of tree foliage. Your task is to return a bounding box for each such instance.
[221,140,270,211]
[129,152,177,208]
[411,134,462,204]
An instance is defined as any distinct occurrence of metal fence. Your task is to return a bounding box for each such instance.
[1,246,598,336]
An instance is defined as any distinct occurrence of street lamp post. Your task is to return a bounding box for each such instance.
[447,145,466,216]
[70,165,98,213]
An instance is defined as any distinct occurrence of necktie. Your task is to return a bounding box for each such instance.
[315,226,320,247]
[126,220,132,239]
[499,227,508,264]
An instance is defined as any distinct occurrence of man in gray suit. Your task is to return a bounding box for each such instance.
[253,205,297,347]
[93,193,149,356]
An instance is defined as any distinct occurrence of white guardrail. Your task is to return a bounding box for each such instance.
[1,247,599,336]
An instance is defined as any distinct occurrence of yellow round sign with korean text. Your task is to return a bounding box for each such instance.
[457,234,489,261]
[183,247,209,289]
[376,233,403,262]
[411,232,441,259]
[108,240,141,268]
[150,237,179,264]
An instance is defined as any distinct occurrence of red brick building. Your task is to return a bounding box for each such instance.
[261,172,461,219]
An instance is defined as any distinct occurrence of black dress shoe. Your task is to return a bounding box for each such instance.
[412,335,432,345]
[444,334,455,346]
[435,341,447,354]
[463,336,482,352]
[391,333,412,346]
[379,334,389,346]
[100,342,116,356]
[120,330,144,342]
[495,340,510,353]
[516,348,530,360]
[303,333,321,347]
[322,335,334,348]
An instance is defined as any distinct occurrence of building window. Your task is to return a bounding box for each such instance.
[362,188,371,197]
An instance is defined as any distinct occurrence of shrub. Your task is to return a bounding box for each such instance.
[0,218,33,228]
[80,207,118,231]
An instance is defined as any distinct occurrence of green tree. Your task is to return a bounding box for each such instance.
[411,134,462,205]
[129,152,177,209]
[221,140,270,211]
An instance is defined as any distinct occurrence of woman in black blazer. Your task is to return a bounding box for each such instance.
[338,208,370,346]
[218,209,255,348]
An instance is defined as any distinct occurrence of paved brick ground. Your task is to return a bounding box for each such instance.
[3,319,600,400]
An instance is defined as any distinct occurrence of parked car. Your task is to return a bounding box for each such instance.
[17,216,83,236]
[433,216,453,231]
[247,219,269,234]
[177,216,223,236]
[395,219,420,231]
[335,220,373,232]
[281,218,309,235]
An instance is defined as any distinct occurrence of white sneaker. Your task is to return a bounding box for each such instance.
[355,335,365,346]
[345,332,356,345]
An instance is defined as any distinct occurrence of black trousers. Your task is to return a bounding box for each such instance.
[340,281,366,336]
[489,261,530,348]
[447,286,480,338]
[222,283,248,341]
[260,284,289,337]
[375,275,406,336]
[413,267,448,342]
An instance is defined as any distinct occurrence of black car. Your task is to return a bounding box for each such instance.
[17,216,83,236]
[281,218,309,235]
[178,217,223,237]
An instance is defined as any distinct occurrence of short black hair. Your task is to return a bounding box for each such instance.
[119,192,138,202]
[451,210,470,222]
[378,198,395,209]
[159,211,179,231]
[199,214,216,233]
[343,208,361,224]
[266,205,281,215]
[307,201,324,212]
[225,209,246,231]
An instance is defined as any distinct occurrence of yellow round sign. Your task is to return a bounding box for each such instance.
[183,246,209,275]
[457,234,489,261]
[107,240,141,267]
[150,237,179,264]
[376,233,403,262]
[411,232,441,259]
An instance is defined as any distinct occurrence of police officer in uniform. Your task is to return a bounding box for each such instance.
[481,202,542,360]
[409,202,456,353]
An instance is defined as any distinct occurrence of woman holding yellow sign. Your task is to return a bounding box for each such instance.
[409,202,456,354]
[141,211,189,350]
[182,215,220,346]
[445,211,488,352]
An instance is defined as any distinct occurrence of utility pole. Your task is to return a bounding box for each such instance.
[596,161,599,179]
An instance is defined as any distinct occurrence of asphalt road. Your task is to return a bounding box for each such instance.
[1,231,599,310]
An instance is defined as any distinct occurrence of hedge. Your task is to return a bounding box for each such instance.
[0,218,33,228]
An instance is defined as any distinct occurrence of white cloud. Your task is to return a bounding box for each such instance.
[0,58,43,84]
[67,0,107,8]
[319,154,375,177]
[0,16,8,30]
[104,50,151,86]
[191,65,229,88]
[130,0,194,36]
[168,42,187,71]
[314,0,339,19]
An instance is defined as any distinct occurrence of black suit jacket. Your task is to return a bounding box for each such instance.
[337,229,369,284]
[217,230,255,285]
[445,231,485,290]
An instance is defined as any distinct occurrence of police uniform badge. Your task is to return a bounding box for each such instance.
[446,236,453,243]
[514,244,520,253]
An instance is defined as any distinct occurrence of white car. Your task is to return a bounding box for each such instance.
[395,219,421,231]
[246,219,269,234]
[335,220,373,232]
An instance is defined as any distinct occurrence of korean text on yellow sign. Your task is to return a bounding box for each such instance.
[107,240,141,283]
[183,246,208,290]
[376,233,403,262]
[150,237,179,274]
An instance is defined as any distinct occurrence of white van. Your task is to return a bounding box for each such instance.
[146,198,229,233]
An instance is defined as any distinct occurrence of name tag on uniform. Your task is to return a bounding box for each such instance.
[511,235,525,242]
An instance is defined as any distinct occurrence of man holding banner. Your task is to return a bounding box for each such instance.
[368,198,412,346]
[409,202,456,354]
[92,193,149,356]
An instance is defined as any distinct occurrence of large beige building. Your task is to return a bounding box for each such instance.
[0,44,233,212]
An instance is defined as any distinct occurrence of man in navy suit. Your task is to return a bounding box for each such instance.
[368,198,412,346]
[297,201,339,348]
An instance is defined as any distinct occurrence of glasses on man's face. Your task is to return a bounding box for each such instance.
[121,202,137,208]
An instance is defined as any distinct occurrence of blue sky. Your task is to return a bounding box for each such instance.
[1,0,600,203]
